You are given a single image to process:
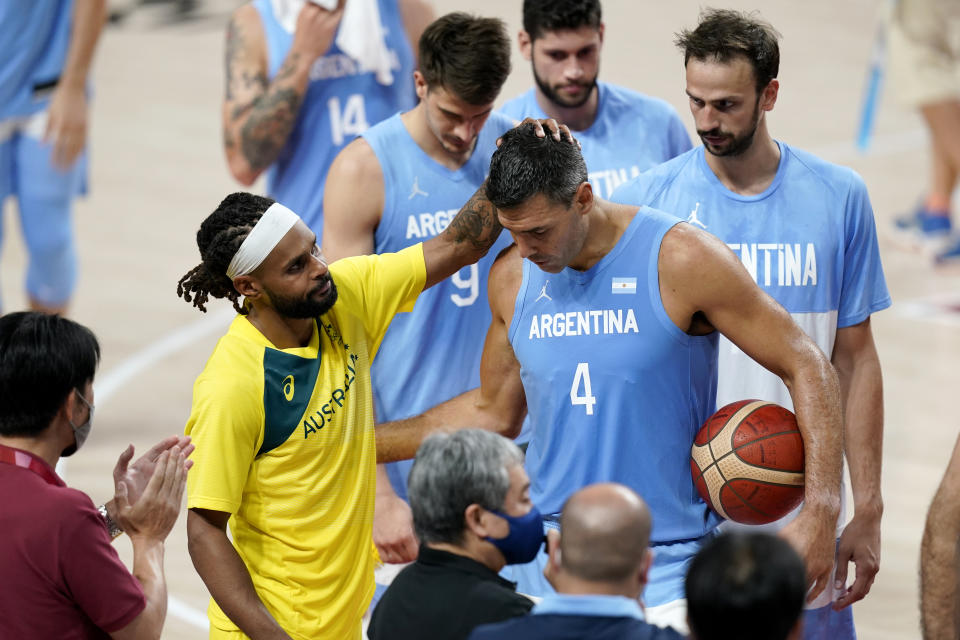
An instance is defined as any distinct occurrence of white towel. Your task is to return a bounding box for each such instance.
[270,0,395,86]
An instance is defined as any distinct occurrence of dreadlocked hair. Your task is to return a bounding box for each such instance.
[177,192,275,314]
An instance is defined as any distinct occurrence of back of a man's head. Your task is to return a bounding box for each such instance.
[485,124,588,211]
[558,483,651,585]
[686,532,805,640]
[419,13,511,105]
[407,429,523,545]
[0,312,100,438]
[523,0,602,41]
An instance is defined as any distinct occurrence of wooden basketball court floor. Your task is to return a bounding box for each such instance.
[0,1,954,637]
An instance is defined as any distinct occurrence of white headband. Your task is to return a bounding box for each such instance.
[226,202,301,279]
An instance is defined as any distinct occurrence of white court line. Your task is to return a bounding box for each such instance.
[81,126,929,632]
[82,308,233,632]
[94,307,235,405]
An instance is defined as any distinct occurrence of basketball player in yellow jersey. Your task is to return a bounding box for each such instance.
[175,124,564,640]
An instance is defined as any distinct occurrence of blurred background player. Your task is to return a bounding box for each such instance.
[376,125,844,632]
[612,10,889,638]
[0,311,191,639]
[368,430,535,640]
[0,0,107,314]
[685,532,807,640]
[470,483,683,640]
[888,0,960,265]
[920,430,960,640]
[322,12,514,569]
[221,0,433,238]
[499,0,691,200]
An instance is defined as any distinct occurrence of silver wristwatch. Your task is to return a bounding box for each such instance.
[97,504,124,540]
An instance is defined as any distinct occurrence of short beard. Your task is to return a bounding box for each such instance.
[698,98,762,158]
[532,60,597,110]
[268,275,339,319]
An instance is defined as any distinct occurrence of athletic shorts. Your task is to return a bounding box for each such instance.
[888,0,960,107]
[0,109,85,306]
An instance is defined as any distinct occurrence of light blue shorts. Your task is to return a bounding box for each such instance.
[0,118,85,307]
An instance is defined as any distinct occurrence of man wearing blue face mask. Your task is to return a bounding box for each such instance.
[368,429,538,640]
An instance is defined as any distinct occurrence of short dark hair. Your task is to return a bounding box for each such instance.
[675,8,781,94]
[0,312,100,437]
[686,532,805,640]
[419,13,511,106]
[523,0,602,41]
[485,123,588,210]
[177,192,274,314]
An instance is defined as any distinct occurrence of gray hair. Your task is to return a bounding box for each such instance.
[408,429,525,545]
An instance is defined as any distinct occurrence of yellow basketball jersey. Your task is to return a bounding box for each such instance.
[186,245,425,639]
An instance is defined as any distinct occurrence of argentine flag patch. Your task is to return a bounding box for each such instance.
[612,277,637,294]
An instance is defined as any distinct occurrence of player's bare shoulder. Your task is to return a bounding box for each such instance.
[322,137,385,258]
[659,220,735,279]
[487,243,523,323]
[329,137,382,182]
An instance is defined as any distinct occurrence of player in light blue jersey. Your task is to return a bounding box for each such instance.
[221,0,433,237]
[499,0,691,200]
[0,0,106,314]
[612,11,889,639]
[322,13,514,571]
[377,124,845,633]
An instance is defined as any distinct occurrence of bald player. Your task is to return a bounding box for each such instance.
[469,483,683,640]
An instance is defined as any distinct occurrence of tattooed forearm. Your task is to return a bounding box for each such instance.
[443,185,503,251]
[240,87,304,171]
[224,12,308,173]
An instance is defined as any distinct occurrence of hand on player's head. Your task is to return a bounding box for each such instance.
[498,118,580,149]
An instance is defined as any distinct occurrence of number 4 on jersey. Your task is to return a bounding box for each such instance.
[570,362,597,415]
[328,94,370,146]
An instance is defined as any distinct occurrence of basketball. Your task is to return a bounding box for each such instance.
[690,400,805,525]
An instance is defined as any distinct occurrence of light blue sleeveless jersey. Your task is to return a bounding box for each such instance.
[363,111,516,500]
[252,0,416,237]
[499,82,691,199]
[0,1,73,120]
[511,207,720,543]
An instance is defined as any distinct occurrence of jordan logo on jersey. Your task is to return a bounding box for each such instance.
[535,281,552,302]
[687,203,707,229]
[408,177,429,200]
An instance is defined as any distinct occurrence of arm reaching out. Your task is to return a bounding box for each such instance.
[376,246,527,462]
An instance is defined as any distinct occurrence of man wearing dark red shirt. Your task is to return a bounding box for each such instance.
[0,312,190,639]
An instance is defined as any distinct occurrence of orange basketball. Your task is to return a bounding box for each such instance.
[690,399,805,525]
